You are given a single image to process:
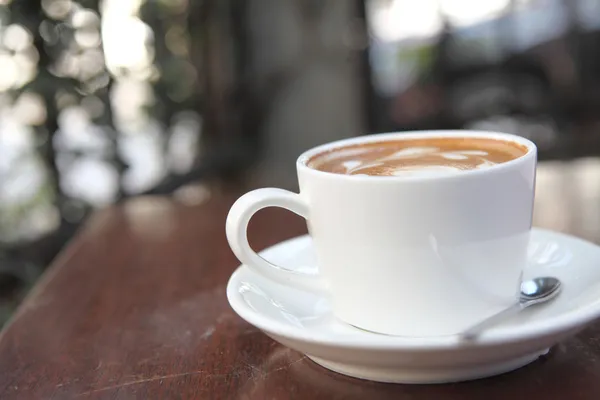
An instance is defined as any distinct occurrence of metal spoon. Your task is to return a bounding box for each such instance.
[461,277,562,340]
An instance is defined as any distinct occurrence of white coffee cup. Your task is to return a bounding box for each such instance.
[226,130,537,337]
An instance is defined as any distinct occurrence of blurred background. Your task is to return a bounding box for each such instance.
[1,0,600,324]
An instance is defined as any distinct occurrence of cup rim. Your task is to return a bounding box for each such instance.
[296,130,537,182]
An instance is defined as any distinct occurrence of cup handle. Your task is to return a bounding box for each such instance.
[226,188,328,293]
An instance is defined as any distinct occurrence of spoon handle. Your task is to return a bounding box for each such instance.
[460,303,523,340]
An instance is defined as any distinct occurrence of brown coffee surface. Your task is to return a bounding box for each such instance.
[307,137,528,176]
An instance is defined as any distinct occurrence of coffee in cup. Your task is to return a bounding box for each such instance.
[308,137,528,177]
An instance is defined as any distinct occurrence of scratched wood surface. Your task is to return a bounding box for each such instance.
[2,163,600,399]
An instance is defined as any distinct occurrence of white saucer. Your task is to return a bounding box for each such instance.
[227,228,600,384]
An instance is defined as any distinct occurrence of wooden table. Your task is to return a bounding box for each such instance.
[2,161,600,399]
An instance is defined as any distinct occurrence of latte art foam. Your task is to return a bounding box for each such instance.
[307,137,527,177]
[345,147,497,176]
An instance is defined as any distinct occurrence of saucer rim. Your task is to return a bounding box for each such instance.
[227,228,600,350]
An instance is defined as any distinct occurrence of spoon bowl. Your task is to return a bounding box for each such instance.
[520,277,561,303]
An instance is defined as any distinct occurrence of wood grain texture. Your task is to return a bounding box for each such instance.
[1,188,600,399]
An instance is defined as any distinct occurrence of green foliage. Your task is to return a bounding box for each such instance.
[0,0,204,323]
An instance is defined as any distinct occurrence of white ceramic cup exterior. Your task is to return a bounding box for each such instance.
[226,130,537,337]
